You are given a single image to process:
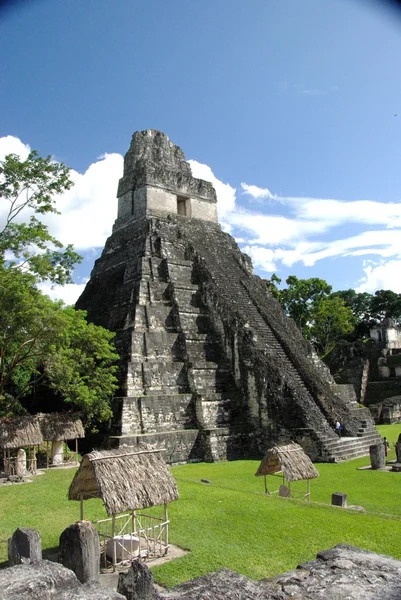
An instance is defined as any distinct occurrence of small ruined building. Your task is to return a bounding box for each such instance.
[76,129,380,463]
[327,319,401,425]
[0,413,84,475]
[255,442,319,500]
[68,447,179,569]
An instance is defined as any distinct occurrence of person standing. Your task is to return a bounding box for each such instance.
[335,421,342,438]
[383,437,390,457]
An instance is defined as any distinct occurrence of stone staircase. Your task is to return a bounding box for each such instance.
[105,215,380,463]
[110,223,243,462]
[177,217,381,462]
[162,238,242,461]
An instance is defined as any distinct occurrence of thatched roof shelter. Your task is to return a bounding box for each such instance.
[0,413,85,450]
[0,415,43,450]
[68,447,179,516]
[255,443,319,500]
[255,443,319,481]
[39,413,85,441]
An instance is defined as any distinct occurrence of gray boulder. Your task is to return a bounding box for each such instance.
[0,560,125,600]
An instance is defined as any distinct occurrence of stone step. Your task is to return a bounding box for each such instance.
[186,339,220,362]
[179,312,211,334]
[159,239,188,262]
[110,429,202,465]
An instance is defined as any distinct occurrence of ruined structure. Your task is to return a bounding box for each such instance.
[326,319,401,424]
[76,130,380,463]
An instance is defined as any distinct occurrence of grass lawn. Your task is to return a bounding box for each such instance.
[1,425,400,588]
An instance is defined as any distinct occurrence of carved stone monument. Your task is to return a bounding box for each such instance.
[8,527,42,566]
[59,521,100,584]
[76,130,381,463]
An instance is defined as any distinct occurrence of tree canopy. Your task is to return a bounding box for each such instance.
[0,268,118,427]
[264,274,401,355]
[0,150,81,284]
[0,151,119,429]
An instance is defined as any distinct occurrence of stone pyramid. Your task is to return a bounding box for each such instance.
[76,130,380,463]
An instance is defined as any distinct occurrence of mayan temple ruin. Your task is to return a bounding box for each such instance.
[76,130,381,463]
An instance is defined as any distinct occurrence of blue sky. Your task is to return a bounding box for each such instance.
[1,0,401,303]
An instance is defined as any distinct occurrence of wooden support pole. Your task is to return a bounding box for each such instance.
[80,495,84,521]
[75,438,78,465]
[46,441,49,469]
[112,515,116,572]
[164,503,168,555]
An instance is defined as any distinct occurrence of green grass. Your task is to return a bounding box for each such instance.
[1,424,400,588]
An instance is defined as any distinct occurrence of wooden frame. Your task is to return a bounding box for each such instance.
[263,472,312,501]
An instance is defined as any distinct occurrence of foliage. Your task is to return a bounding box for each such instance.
[1,439,401,585]
[44,307,119,427]
[310,296,354,354]
[266,275,333,336]
[266,274,401,352]
[370,289,401,324]
[0,151,81,284]
[331,289,373,338]
[0,149,119,427]
[0,267,118,428]
[265,274,353,352]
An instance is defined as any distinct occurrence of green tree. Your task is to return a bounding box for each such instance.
[331,289,373,338]
[264,273,283,300]
[0,150,119,428]
[274,275,332,338]
[0,268,118,428]
[0,151,81,284]
[370,289,401,324]
[309,296,355,355]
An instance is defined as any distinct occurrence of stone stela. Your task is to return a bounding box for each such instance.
[76,130,381,464]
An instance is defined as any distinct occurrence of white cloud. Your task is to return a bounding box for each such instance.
[241,182,276,201]
[357,260,401,293]
[0,135,124,251]
[292,197,401,228]
[188,160,236,219]
[227,210,328,245]
[3,135,401,294]
[300,89,326,96]
[42,152,123,249]
[241,245,278,272]
[39,281,88,305]
[297,230,401,266]
[0,135,30,161]
[186,158,401,290]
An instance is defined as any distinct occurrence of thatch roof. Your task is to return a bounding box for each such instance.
[0,413,85,449]
[255,443,319,482]
[68,447,179,515]
[39,413,85,441]
[0,415,43,449]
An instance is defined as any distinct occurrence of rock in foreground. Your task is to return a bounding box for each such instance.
[162,545,401,600]
[0,560,125,600]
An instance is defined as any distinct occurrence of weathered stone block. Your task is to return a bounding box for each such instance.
[8,527,42,566]
[59,521,100,584]
[369,443,385,469]
[331,492,347,508]
[117,561,155,600]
